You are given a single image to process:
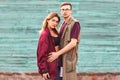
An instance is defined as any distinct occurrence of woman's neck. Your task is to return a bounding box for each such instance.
[48,28,58,37]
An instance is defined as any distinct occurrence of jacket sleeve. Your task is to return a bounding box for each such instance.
[37,33,49,74]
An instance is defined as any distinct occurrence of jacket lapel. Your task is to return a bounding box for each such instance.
[60,17,74,40]
[60,24,68,40]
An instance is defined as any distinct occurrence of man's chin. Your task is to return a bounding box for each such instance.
[63,15,69,18]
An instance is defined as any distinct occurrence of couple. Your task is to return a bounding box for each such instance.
[37,2,81,80]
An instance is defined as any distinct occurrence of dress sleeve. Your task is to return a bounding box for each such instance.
[71,22,81,40]
[37,33,49,74]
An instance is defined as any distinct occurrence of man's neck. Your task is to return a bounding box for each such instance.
[64,16,71,23]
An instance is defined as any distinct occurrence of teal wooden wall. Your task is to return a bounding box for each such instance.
[0,0,120,73]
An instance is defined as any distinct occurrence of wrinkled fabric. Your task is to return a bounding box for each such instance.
[37,28,57,79]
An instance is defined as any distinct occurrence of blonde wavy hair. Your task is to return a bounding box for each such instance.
[40,12,60,33]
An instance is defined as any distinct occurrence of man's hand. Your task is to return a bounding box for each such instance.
[48,52,59,62]
[42,73,50,79]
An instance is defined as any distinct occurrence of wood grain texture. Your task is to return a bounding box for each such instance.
[0,0,120,72]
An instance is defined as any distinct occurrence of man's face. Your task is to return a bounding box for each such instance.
[60,5,72,18]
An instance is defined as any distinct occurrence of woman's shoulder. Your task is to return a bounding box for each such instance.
[40,29,49,37]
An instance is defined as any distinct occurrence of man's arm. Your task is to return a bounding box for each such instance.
[58,38,77,55]
[48,22,81,62]
[48,38,78,62]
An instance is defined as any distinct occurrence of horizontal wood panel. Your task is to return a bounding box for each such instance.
[0,0,120,72]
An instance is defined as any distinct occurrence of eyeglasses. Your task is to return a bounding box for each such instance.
[60,8,71,11]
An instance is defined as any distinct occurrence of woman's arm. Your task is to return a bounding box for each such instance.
[37,33,49,74]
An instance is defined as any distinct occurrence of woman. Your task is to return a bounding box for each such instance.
[37,12,60,80]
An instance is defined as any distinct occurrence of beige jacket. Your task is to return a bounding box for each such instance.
[60,17,80,80]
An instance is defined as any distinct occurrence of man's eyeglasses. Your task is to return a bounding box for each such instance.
[60,8,71,11]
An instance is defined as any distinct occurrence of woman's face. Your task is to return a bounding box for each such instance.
[47,17,59,29]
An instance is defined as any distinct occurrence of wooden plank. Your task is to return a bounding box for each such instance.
[0,0,120,72]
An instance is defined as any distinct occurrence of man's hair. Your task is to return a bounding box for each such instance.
[60,2,72,9]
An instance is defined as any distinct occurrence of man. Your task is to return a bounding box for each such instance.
[48,2,81,80]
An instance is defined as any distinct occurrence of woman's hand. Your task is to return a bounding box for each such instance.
[42,73,50,79]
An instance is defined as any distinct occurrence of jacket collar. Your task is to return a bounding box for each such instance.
[60,17,74,40]
[45,27,51,36]
[65,17,74,25]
